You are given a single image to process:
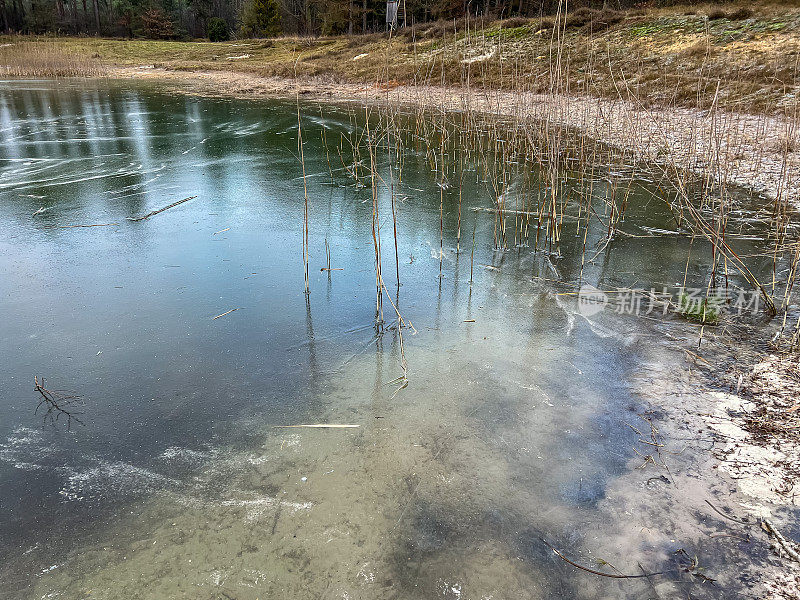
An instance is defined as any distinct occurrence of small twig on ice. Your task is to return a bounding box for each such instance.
[42,223,119,229]
[127,196,197,221]
[541,538,663,579]
[704,500,750,525]
[212,308,239,320]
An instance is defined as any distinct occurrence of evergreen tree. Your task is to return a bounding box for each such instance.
[240,0,280,37]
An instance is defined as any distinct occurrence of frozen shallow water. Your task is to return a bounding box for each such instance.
[0,79,785,599]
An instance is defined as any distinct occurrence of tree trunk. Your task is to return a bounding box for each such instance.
[91,0,99,31]
[362,0,366,33]
[14,0,24,29]
[0,0,8,33]
[348,0,353,35]
[70,0,78,32]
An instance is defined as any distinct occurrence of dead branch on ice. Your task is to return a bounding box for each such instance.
[33,375,84,429]
[763,519,800,563]
[127,196,197,221]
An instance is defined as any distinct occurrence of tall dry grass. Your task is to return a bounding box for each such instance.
[0,40,106,77]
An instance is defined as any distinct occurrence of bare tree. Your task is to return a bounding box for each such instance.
[92,0,100,30]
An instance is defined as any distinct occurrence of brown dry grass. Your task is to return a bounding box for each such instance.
[0,1,798,113]
[0,40,106,77]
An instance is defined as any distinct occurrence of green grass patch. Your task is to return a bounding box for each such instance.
[483,25,532,41]
[627,17,688,38]
[678,293,720,325]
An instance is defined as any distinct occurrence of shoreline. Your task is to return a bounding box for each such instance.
[107,65,800,206]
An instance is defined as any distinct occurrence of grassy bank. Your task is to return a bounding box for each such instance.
[2,1,800,114]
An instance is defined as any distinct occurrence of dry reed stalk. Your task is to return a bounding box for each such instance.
[365,106,384,325]
[297,103,311,295]
[292,51,311,296]
[470,212,477,285]
[438,129,445,277]
[389,120,402,287]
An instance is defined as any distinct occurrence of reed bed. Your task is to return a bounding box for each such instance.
[0,40,106,77]
[293,0,800,379]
